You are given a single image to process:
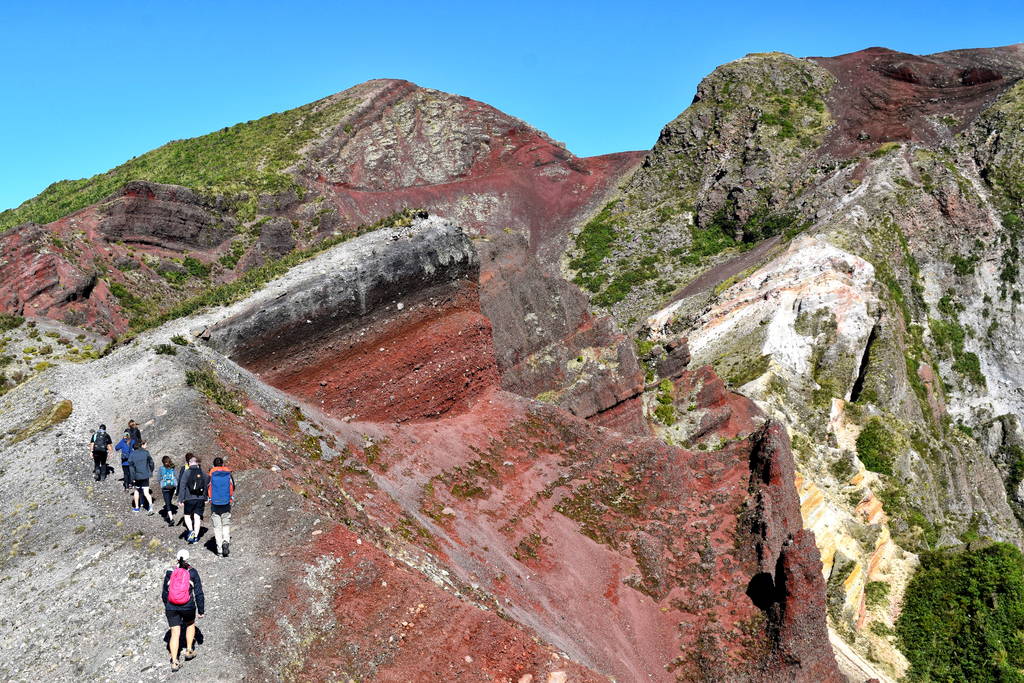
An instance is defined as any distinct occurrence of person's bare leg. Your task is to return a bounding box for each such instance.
[182,511,193,533]
[168,625,181,665]
[143,487,154,512]
[192,515,202,537]
[185,622,196,654]
[132,488,140,509]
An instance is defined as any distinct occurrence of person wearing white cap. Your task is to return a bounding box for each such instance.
[162,548,205,672]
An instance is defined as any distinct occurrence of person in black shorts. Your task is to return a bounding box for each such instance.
[162,549,205,672]
[127,439,156,514]
[177,454,207,544]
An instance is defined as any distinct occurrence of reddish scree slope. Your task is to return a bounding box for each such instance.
[225,351,839,680]
[811,44,1024,156]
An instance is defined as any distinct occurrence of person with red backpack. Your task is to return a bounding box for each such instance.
[207,457,236,557]
[162,549,205,672]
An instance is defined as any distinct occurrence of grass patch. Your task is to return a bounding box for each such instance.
[0,313,24,333]
[153,344,177,355]
[897,543,1024,681]
[570,201,626,293]
[653,378,676,426]
[12,400,73,443]
[185,367,244,415]
[0,96,358,231]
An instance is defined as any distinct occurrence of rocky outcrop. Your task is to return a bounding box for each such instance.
[97,181,236,250]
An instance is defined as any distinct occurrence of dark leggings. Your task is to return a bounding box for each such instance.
[162,487,176,513]
[92,453,108,479]
[122,465,132,488]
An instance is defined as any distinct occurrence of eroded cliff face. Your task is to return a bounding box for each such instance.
[600,44,1024,679]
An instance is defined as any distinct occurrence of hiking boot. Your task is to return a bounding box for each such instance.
[183,649,196,661]
[223,542,230,557]
[147,508,155,516]
[132,507,140,512]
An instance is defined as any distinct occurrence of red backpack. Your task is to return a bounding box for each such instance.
[167,567,192,605]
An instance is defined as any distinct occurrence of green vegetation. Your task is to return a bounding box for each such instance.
[0,96,357,231]
[570,201,626,293]
[856,418,897,476]
[185,367,245,415]
[930,316,986,387]
[897,543,1024,681]
[654,378,676,426]
[690,203,804,264]
[13,400,73,444]
[0,314,24,333]
[170,335,189,346]
[865,581,891,608]
[153,344,177,355]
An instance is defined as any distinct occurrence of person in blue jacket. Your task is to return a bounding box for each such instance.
[114,430,134,491]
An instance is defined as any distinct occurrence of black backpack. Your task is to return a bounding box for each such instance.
[187,470,205,497]
[91,430,110,453]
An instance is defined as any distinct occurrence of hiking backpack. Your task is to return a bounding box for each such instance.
[187,470,205,497]
[91,430,110,453]
[159,467,176,489]
[167,567,192,605]
[209,470,233,506]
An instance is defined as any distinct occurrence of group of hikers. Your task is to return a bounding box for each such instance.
[89,421,236,672]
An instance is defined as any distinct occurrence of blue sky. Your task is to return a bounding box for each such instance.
[1,0,1020,211]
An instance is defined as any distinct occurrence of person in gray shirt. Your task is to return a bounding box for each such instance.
[128,439,156,515]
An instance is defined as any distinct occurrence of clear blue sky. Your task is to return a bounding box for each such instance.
[1,0,1020,211]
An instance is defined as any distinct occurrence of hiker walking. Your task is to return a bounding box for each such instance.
[115,430,135,491]
[177,455,207,544]
[128,438,156,514]
[88,424,113,481]
[159,456,178,526]
[207,457,236,557]
[162,549,205,672]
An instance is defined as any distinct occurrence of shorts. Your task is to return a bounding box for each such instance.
[165,609,196,628]
[184,500,205,517]
[134,479,150,488]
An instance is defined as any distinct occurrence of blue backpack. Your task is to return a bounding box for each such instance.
[209,469,233,506]
[159,466,176,489]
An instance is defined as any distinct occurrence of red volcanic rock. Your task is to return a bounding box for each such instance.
[0,222,123,333]
[812,44,1024,156]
